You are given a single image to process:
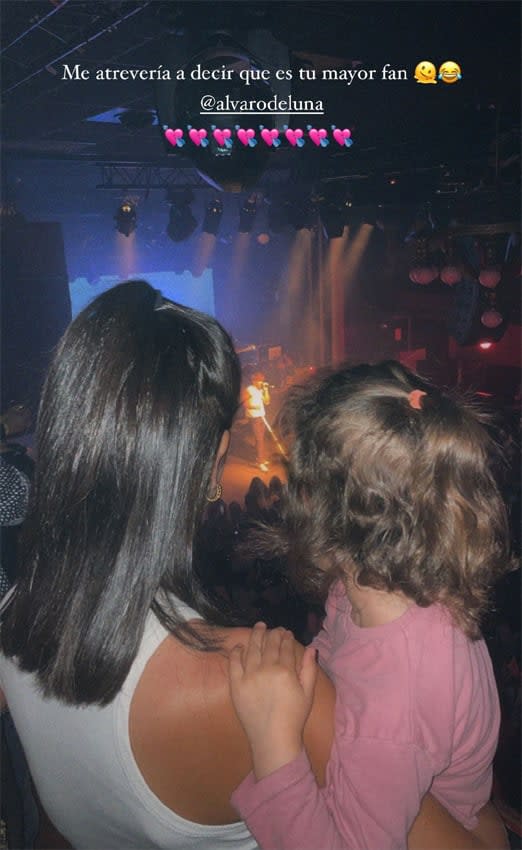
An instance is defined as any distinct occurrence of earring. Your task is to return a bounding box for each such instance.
[206,483,223,503]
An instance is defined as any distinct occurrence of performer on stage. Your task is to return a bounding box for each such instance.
[242,369,270,472]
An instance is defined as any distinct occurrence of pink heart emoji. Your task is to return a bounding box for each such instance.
[164,128,183,147]
[286,128,304,146]
[213,128,231,146]
[333,128,351,146]
[189,128,207,146]
[261,128,279,146]
[309,128,328,146]
[237,128,255,146]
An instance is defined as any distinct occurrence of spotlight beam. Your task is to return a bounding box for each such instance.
[319,223,374,364]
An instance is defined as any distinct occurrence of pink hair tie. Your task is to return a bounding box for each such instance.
[408,389,427,410]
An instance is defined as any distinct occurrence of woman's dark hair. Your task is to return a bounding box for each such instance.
[1,281,241,705]
[262,360,513,639]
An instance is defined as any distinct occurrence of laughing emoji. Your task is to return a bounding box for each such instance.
[414,61,437,84]
[438,61,462,84]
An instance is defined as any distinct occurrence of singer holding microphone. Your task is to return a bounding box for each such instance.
[242,369,271,472]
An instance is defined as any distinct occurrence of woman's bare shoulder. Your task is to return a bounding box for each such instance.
[129,624,254,823]
[187,623,336,787]
[130,623,335,823]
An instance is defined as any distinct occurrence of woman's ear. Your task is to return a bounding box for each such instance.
[210,430,230,488]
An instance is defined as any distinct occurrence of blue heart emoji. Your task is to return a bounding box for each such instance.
[344,138,353,147]
[177,139,185,148]
[248,138,257,147]
[297,138,305,147]
[272,138,281,148]
[200,138,209,148]
[320,138,329,148]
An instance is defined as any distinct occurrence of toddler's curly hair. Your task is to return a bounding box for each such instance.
[271,361,513,639]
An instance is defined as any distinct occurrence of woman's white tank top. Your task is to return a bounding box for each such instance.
[0,598,258,850]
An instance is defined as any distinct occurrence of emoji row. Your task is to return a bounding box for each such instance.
[163,126,354,149]
[414,61,462,85]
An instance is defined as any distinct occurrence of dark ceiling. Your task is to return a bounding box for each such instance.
[1,1,521,210]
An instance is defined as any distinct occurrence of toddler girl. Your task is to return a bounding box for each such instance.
[230,361,512,850]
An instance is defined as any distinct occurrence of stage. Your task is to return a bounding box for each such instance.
[222,419,286,505]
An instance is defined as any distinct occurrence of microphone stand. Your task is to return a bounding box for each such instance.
[262,416,288,461]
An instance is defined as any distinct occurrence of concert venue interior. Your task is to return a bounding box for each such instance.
[1,1,520,846]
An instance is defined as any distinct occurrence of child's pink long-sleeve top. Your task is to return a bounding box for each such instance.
[232,582,500,850]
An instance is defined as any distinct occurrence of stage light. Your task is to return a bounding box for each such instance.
[440,234,462,285]
[408,235,438,284]
[238,195,258,233]
[440,265,462,285]
[202,198,223,236]
[166,189,198,242]
[115,201,137,237]
[316,182,352,238]
[193,199,222,277]
[478,341,494,350]
[478,268,501,288]
[478,239,501,288]
[409,266,438,285]
[320,202,344,239]
[481,308,504,329]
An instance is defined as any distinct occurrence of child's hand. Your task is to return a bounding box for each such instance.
[229,622,318,780]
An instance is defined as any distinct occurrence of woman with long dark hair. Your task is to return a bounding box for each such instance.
[0,282,506,849]
[0,281,332,849]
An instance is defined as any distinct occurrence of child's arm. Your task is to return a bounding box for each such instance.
[230,621,354,849]
[230,623,502,850]
[229,622,317,779]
